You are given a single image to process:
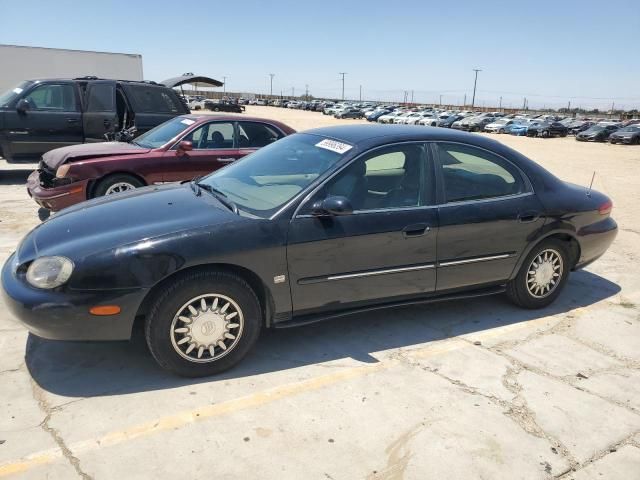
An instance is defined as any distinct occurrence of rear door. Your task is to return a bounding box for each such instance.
[83,80,118,142]
[162,121,243,182]
[3,81,82,160]
[122,84,186,135]
[433,142,545,291]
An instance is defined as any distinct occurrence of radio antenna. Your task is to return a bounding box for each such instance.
[587,171,595,197]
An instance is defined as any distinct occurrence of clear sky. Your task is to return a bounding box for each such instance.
[1,0,638,110]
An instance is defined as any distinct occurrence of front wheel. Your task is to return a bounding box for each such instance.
[93,173,144,197]
[145,270,262,377]
[506,240,570,309]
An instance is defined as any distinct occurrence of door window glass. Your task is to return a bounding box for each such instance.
[184,122,235,149]
[311,144,427,212]
[24,84,76,112]
[237,122,283,148]
[435,143,524,203]
[86,84,114,111]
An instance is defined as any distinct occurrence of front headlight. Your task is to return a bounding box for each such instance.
[56,164,71,178]
[26,256,74,289]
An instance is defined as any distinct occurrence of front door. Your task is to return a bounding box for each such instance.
[3,82,82,160]
[163,121,243,182]
[287,142,438,315]
[432,141,545,291]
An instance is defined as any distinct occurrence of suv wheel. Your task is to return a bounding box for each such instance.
[145,270,262,377]
[507,240,570,309]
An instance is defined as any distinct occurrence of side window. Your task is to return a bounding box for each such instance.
[184,122,235,149]
[24,84,76,112]
[128,85,181,113]
[310,143,427,212]
[435,143,524,203]
[237,122,283,148]
[86,84,114,112]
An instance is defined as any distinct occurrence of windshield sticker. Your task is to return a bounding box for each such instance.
[12,87,23,94]
[181,119,195,125]
[315,139,353,154]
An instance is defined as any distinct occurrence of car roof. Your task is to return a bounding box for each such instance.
[180,114,296,133]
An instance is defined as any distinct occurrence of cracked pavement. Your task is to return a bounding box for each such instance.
[1,107,639,479]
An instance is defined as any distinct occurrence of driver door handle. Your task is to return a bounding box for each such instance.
[402,223,430,238]
[518,211,540,223]
[217,157,236,163]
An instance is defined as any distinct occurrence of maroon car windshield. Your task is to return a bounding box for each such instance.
[133,116,196,148]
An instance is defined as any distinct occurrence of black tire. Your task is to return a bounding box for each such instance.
[93,173,144,198]
[541,130,550,138]
[506,239,570,309]
[213,107,220,112]
[145,270,262,377]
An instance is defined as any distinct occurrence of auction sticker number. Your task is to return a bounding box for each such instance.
[315,139,353,154]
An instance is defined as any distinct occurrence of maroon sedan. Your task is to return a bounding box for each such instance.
[27,115,295,211]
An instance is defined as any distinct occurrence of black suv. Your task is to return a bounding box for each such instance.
[0,77,189,162]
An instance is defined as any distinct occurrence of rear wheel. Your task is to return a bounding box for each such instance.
[507,240,570,309]
[145,270,262,377]
[93,174,144,198]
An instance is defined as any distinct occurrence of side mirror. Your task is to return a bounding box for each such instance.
[176,140,193,155]
[311,196,353,217]
[16,99,30,114]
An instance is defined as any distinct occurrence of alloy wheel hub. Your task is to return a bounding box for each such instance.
[526,249,563,298]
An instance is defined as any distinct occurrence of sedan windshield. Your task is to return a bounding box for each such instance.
[0,81,32,108]
[200,134,349,218]
[133,116,195,148]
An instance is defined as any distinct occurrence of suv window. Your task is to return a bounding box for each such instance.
[237,122,283,148]
[86,84,114,111]
[24,84,76,112]
[184,122,235,149]
[128,85,182,113]
[435,143,524,203]
[312,143,428,212]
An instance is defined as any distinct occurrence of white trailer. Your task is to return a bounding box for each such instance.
[0,44,143,92]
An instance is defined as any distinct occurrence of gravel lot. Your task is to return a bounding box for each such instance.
[0,106,639,479]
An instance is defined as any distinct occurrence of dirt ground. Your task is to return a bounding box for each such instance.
[0,106,639,479]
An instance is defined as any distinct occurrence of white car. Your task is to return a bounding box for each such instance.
[484,118,520,133]
[378,111,405,124]
[418,115,440,127]
[396,112,423,124]
[256,99,267,106]
[188,97,206,110]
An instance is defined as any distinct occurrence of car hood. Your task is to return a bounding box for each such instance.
[21,183,237,261]
[42,142,152,170]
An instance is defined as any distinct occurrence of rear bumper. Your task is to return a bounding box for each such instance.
[1,253,147,341]
[575,217,618,269]
[26,171,89,211]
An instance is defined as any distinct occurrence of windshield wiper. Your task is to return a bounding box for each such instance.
[196,182,239,214]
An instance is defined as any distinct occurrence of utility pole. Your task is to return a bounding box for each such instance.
[463,94,466,108]
[471,68,482,109]
[305,84,309,100]
[339,73,347,101]
[269,73,275,99]
[359,85,362,102]
[223,76,227,95]
[292,87,295,98]
[499,96,502,111]
[439,94,442,106]
[567,100,571,113]
[523,97,527,110]
[411,90,414,104]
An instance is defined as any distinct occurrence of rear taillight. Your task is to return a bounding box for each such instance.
[598,200,612,215]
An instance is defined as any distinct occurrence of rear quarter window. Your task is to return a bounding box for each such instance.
[126,85,183,113]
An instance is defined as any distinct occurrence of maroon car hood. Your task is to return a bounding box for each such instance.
[42,142,152,169]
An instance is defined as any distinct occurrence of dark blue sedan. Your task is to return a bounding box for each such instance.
[2,125,617,376]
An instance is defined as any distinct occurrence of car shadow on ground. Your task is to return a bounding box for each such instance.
[26,269,620,398]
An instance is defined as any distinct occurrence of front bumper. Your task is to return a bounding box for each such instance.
[1,253,148,341]
[26,171,89,211]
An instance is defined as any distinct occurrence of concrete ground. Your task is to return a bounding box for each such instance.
[0,106,639,479]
